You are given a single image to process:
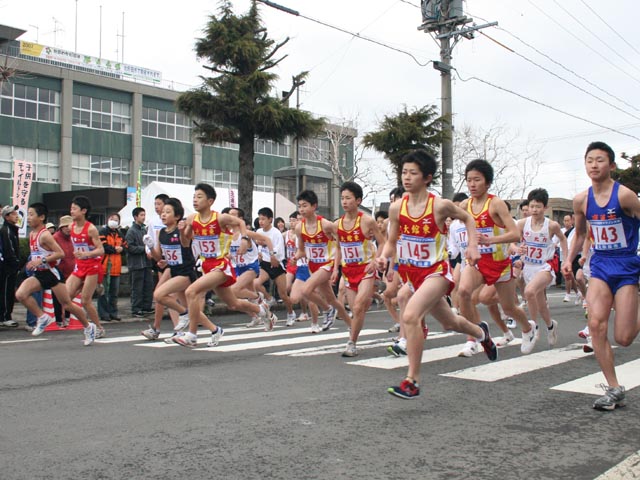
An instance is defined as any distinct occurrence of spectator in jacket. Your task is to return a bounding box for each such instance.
[125,207,153,317]
[52,215,75,327]
[98,213,126,321]
[0,205,20,327]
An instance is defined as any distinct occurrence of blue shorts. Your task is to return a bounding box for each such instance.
[295,265,310,282]
[590,254,640,295]
[235,260,260,278]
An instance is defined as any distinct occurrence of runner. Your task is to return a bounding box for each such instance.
[66,196,106,339]
[517,188,567,347]
[333,181,386,357]
[562,141,640,410]
[15,203,96,345]
[456,159,539,356]
[378,150,497,399]
[176,183,274,347]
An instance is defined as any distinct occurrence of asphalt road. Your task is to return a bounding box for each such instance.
[0,292,639,480]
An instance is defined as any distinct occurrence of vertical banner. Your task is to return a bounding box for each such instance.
[136,167,142,207]
[229,188,238,208]
[12,160,34,237]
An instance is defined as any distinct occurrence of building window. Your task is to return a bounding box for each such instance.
[0,144,60,183]
[298,137,331,164]
[72,95,131,133]
[201,169,239,189]
[72,154,130,187]
[254,174,273,192]
[255,138,290,157]
[0,83,61,123]
[142,107,191,142]
[141,161,191,186]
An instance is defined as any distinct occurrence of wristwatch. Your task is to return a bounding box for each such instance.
[271,250,277,255]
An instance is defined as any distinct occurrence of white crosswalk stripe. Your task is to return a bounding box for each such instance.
[551,358,640,396]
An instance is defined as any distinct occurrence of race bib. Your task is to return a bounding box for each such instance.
[398,235,436,267]
[591,219,627,251]
[340,242,364,264]
[194,235,220,258]
[523,243,545,265]
[162,245,183,266]
[74,242,90,253]
[306,243,328,263]
[477,227,497,255]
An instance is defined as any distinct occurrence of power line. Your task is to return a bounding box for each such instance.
[453,69,640,142]
[578,0,640,57]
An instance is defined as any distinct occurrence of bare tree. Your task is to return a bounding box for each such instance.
[453,122,543,200]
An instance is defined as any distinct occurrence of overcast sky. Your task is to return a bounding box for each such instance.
[3,0,640,208]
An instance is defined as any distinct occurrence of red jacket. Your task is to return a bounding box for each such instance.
[53,230,75,280]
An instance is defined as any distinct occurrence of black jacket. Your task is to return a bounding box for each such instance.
[125,222,152,270]
[0,221,20,272]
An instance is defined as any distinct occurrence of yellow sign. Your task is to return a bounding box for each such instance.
[19,41,45,57]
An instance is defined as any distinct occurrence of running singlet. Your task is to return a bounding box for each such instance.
[30,228,58,271]
[466,195,509,261]
[285,231,307,269]
[71,221,101,266]
[337,212,376,267]
[522,217,556,265]
[191,212,231,260]
[159,227,195,273]
[230,235,259,268]
[397,193,447,268]
[586,182,640,257]
[301,216,335,267]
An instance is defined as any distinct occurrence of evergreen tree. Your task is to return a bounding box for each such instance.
[612,152,640,193]
[177,0,324,216]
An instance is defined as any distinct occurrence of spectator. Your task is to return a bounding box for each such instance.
[46,222,56,235]
[275,217,286,233]
[0,205,20,327]
[98,213,126,321]
[52,215,75,327]
[125,207,153,317]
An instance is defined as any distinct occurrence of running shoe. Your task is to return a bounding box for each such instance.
[164,332,181,344]
[32,315,54,336]
[583,337,593,353]
[246,316,263,328]
[141,326,160,340]
[265,313,278,332]
[593,384,626,411]
[574,292,583,306]
[387,378,419,399]
[341,340,358,357]
[83,323,96,346]
[387,341,407,357]
[578,326,589,339]
[207,327,224,347]
[546,319,558,347]
[265,296,277,307]
[24,325,34,333]
[478,321,498,361]
[1,320,18,327]
[388,323,401,333]
[297,313,309,322]
[310,323,321,334]
[495,329,515,347]
[505,317,517,329]
[95,327,106,339]
[174,312,190,332]
[321,306,336,331]
[458,340,478,357]
[286,312,297,327]
[520,320,539,354]
[206,298,216,307]
[563,293,571,302]
[173,333,198,348]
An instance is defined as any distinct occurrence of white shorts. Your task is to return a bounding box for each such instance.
[522,262,555,287]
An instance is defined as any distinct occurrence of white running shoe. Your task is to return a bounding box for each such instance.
[505,317,517,329]
[458,340,478,357]
[207,327,224,347]
[297,313,309,322]
[265,296,277,307]
[264,313,277,332]
[546,319,558,347]
[495,330,515,347]
[246,316,263,328]
[563,293,571,302]
[141,326,160,340]
[286,312,296,327]
[95,327,106,339]
[321,306,336,331]
[32,315,54,336]
[583,337,594,353]
[341,340,358,357]
[574,293,583,306]
[388,323,401,333]
[83,323,96,346]
[310,323,321,334]
[174,313,190,332]
[521,320,539,354]
[578,325,590,339]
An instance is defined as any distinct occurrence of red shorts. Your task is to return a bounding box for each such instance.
[202,257,236,288]
[342,264,376,292]
[398,260,454,294]
[475,256,512,286]
[286,261,297,276]
[308,260,333,274]
[72,259,101,280]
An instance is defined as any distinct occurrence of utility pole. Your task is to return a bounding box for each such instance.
[419,0,496,199]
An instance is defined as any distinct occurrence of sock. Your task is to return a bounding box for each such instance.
[211,327,218,334]
[547,323,554,330]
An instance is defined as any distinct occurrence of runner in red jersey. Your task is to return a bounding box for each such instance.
[332,181,385,357]
[456,160,538,356]
[292,190,351,334]
[377,150,497,400]
[66,196,106,338]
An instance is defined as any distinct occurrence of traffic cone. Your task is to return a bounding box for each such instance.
[66,294,85,330]
[44,291,84,331]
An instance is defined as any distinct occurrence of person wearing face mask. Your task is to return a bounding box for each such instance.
[98,213,127,321]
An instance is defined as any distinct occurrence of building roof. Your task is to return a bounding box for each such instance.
[0,24,26,43]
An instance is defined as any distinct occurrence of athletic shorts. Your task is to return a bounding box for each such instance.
[236,260,260,278]
[294,265,310,282]
[34,269,61,290]
[473,256,512,286]
[342,263,377,292]
[589,254,640,295]
[260,260,286,280]
[449,253,462,270]
[571,255,582,277]
[72,260,101,280]
[203,257,236,288]
[398,260,454,295]
[286,261,297,276]
[522,261,556,287]
[308,260,333,274]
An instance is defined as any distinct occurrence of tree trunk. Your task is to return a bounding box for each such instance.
[238,132,255,221]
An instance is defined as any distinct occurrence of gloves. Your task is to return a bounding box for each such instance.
[143,234,154,248]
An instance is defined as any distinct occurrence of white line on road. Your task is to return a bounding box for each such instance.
[551,358,640,395]
[440,343,590,382]
[0,338,48,344]
[594,450,640,480]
